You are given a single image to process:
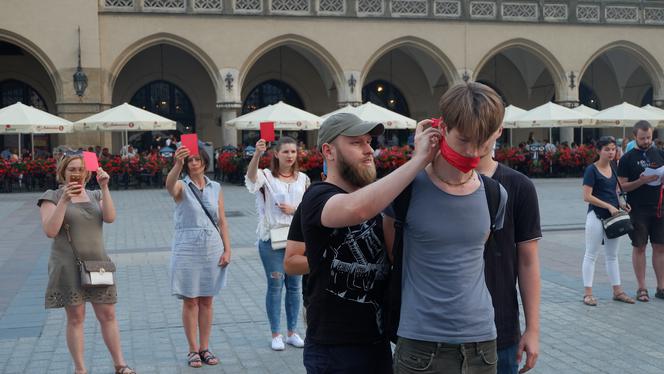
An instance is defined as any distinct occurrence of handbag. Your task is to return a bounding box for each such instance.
[269,226,290,250]
[64,224,116,288]
[601,164,634,239]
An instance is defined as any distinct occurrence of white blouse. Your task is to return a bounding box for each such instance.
[245,169,310,241]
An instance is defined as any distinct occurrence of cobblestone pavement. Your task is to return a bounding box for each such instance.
[0,179,663,373]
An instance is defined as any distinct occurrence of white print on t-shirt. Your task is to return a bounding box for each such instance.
[325,221,387,302]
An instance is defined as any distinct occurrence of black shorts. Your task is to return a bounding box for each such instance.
[628,211,664,247]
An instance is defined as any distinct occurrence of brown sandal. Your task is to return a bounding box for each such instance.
[199,349,219,365]
[613,292,635,304]
[636,288,650,302]
[583,295,598,306]
[187,352,202,368]
[114,366,136,374]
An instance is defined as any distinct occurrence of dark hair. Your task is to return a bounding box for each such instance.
[182,150,210,176]
[596,136,616,149]
[633,120,652,135]
[270,136,299,177]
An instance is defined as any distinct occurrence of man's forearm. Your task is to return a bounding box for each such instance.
[518,240,541,333]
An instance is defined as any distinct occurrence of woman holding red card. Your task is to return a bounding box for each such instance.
[245,136,309,351]
[38,152,136,374]
[166,145,231,368]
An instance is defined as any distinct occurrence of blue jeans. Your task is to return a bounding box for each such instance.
[304,339,392,374]
[258,239,302,334]
[497,344,518,374]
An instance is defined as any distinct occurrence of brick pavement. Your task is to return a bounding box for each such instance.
[0,179,662,373]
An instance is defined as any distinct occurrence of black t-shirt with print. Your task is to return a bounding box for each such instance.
[618,147,664,214]
[300,182,388,345]
[287,206,309,308]
[484,164,542,350]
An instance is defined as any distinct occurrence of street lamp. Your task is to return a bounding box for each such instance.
[73,26,87,97]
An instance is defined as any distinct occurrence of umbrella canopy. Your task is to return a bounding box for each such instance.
[319,105,357,122]
[573,105,600,116]
[515,102,593,128]
[642,105,664,128]
[502,105,527,129]
[0,102,73,134]
[73,103,176,131]
[593,102,663,127]
[352,102,416,129]
[226,101,321,131]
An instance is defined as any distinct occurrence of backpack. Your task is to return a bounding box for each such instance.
[384,174,501,343]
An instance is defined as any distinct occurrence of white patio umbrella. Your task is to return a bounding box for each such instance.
[353,102,416,129]
[642,105,664,128]
[593,102,664,138]
[0,102,73,156]
[502,105,527,146]
[319,105,357,122]
[515,102,594,143]
[573,105,600,141]
[74,102,176,146]
[226,101,321,131]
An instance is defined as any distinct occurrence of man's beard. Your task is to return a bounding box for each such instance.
[337,151,376,188]
[637,141,651,150]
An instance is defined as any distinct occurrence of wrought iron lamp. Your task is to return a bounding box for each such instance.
[73,26,88,97]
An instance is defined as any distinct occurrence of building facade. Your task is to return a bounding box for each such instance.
[2,0,664,151]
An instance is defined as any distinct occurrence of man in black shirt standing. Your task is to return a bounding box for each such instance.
[299,113,439,373]
[478,151,542,374]
[617,120,664,301]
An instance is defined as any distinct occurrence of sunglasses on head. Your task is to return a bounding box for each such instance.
[63,150,83,157]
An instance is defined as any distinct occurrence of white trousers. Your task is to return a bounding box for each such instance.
[583,212,622,288]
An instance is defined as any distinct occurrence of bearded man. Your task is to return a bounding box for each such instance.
[299,113,439,373]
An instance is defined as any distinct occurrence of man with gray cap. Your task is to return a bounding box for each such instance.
[299,113,439,373]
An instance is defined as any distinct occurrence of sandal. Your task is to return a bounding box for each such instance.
[656,288,664,300]
[636,288,650,302]
[613,292,635,304]
[583,295,598,306]
[114,366,136,374]
[187,352,202,368]
[199,349,219,365]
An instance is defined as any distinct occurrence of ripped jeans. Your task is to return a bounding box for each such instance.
[258,239,302,334]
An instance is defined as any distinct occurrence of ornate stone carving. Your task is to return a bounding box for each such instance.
[272,0,310,13]
[194,0,222,11]
[357,0,384,15]
[501,2,538,21]
[645,7,664,25]
[391,0,427,16]
[434,0,460,17]
[318,0,345,14]
[143,0,185,9]
[605,6,639,23]
[104,0,134,7]
[235,0,262,12]
[470,1,496,19]
[543,3,567,21]
[576,4,599,23]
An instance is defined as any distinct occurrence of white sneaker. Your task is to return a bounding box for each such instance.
[286,333,305,348]
[271,335,285,351]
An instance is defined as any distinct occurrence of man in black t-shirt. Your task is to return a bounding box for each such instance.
[299,113,439,373]
[617,121,664,301]
[478,153,542,374]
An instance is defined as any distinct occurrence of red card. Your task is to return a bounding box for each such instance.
[181,134,199,156]
[431,118,442,128]
[260,122,275,142]
[82,151,99,172]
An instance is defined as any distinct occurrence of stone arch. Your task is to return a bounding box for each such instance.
[473,38,567,101]
[579,40,664,100]
[238,34,345,101]
[361,36,459,91]
[0,28,62,104]
[107,33,220,98]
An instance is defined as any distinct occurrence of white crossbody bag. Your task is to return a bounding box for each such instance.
[261,170,291,250]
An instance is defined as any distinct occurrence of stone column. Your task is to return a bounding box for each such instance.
[57,101,113,150]
[556,69,581,145]
[217,102,241,146]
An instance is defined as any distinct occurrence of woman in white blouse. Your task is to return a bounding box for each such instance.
[245,136,309,351]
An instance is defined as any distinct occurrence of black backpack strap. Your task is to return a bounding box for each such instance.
[480,174,501,236]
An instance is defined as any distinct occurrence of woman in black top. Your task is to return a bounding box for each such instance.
[581,136,634,306]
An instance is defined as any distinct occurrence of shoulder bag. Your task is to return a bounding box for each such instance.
[260,170,290,250]
[601,164,634,239]
[64,224,115,288]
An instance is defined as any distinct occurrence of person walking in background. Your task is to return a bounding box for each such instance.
[165,147,231,368]
[38,152,136,374]
[581,136,634,306]
[245,136,309,351]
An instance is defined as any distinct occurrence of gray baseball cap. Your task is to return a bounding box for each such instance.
[318,113,384,147]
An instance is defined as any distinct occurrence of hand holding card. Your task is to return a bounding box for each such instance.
[181,134,199,156]
[260,122,275,142]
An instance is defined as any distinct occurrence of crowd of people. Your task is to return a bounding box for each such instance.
[34,81,664,374]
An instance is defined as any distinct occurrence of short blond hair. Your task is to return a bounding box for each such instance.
[56,155,91,185]
[439,82,505,147]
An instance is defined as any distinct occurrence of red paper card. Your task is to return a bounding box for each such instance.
[181,134,199,156]
[260,122,275,142]
[82,151,99,172]
[430,118,442,128]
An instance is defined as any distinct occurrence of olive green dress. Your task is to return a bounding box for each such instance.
[38,188,117,309]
